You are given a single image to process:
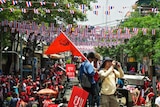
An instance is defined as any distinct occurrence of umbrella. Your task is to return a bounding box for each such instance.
[50,54,65,59]
[37,88,58,95]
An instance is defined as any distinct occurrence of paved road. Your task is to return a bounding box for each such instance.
[63,77,80,101]
[62,78,148,107]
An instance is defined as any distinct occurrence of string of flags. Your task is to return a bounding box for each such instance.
[2,0,158,16]
[0,7,77,14]
[0,20,158,48]
[0,0,86,14]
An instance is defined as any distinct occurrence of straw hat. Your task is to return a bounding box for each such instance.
[27,75,32,79]
[94,53,101,60]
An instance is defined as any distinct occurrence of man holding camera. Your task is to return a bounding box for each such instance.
[98,57,124,107]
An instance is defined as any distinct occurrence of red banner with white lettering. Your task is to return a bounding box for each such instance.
[66,64,76,78]
[68,86,89,107]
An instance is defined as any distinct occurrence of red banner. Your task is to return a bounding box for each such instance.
[47,104,58,107]
[68,86,89,107]
[66,64,76,78]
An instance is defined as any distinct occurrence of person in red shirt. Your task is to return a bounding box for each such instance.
[43,96,53,107]
[26,85,33,96]
[132,86,146,106]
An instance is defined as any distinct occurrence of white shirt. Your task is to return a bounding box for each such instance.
[98,66,124,95]
[155,96,160,107]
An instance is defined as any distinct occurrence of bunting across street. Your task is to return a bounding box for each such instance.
[0,0,158,15]
[0,20,158,50]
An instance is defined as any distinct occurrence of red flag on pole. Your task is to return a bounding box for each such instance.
[45,31,87,61]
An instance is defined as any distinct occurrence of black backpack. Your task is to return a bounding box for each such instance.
[78,62,92,88]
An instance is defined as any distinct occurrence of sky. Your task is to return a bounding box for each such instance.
[78,0,138,27]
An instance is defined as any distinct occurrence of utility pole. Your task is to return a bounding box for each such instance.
[0,28,2,75]
[152,34,157,95]
[106,0,108,27]
[20,33,23,82]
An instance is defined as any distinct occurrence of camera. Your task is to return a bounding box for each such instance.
[115,61,118,65]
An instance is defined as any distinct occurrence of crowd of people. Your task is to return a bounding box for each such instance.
[0,51,160,107]
[0,63,68,107]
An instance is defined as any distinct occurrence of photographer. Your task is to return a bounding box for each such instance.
[98,57,124,107]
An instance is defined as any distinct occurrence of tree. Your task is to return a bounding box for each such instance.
[95,0,160,66]
[121,13,160,64]
[95,44,124,61]
[0,0,97,74]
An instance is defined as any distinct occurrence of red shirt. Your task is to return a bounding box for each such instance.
[136,96,146,106]
[26,86,32,95]
[94,72,99,82]
[47,104,58,107]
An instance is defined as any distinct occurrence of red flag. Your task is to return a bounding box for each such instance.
[68,86,89,107]
[45,32,87,61]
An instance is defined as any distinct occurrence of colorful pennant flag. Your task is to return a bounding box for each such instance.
[125,28,130,35]
[0,8,3,12]
[34,8,39,14]
[12,0,18,5]
[152,29,156,35]
[26,1,32,7]
[46,9,51,13]
[10,8,14,12]
[105,11,110,15]
[0,0,6,4]
[21,8,26,13]
[95,5,101,9]
[58,9,63,12]
[70,10,74,14]
[142,28,147,35]
[66,3,71,8]
[108,6,114,10]
[80,4,86,10]
[40,1,46,6]
[133,28,138,35]
[151,8,158,13]
[53,2,58,7]
[81,10,86,14]
[93,11,98,15]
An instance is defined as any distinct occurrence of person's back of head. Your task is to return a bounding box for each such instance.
[86,52,95,63]
[12,92,17,98]
[83,53,87,57]
[87,52,95,59]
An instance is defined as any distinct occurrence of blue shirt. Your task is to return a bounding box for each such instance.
[13,86,19,95]
[79,60,95,84]
[117,79,124,88]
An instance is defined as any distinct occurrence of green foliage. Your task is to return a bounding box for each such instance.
[0,0,96,49]
[153,30,160,64]
[95,44,124,61]
[0,0,97,25]
[95,0,160,64]
[121,11,160,64]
